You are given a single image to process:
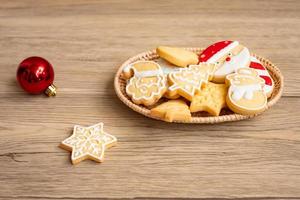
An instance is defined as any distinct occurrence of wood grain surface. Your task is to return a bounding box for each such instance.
[0,0,299,199]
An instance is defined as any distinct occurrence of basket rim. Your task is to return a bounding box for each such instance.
[114,48,284,124]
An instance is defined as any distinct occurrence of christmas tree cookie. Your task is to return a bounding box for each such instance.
[166,63,216,101]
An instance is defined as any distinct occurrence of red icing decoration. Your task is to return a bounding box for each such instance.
[225,57,231,62]
[249,61,265,70]
[199,40,233,62]
[260,75,272,86]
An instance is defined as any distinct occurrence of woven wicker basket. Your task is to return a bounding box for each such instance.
[114,48,284,123]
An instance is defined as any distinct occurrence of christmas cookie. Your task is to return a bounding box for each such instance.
[154,58,180,100]
[156,46,198,67]
[163,91,180,99]
[60,123,117,165]
[199,40,251,83]
[150,99,191,122]
[226,68,267,115]
[167,63,216,101]
[249,56,274,97]
[123,61,167,106]
[190,82,228,116]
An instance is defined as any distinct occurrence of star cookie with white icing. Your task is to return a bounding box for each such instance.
[60,123,117,165]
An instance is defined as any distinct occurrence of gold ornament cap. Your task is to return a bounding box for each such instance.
[45,84,57,97]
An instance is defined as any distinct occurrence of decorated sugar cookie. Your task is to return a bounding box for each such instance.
[123,61,167,106]
[167,63,216,101]
[190,82,228,116]
[249,56,274,97]
[226,68,267,115]
[60,123,117,165]
[150,99,191,122]
[156,46,198,67]
[199,40,251,83]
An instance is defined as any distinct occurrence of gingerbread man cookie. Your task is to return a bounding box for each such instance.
[226,68,267,115]
[60,123,117,165]
[123,61,167,106]
[166,63,216,101]
[199,40,251,83]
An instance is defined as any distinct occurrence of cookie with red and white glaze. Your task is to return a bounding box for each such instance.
[122,61,167,106]
[199,40,251,83]
[226,68,267,115]
[249,56,274,97]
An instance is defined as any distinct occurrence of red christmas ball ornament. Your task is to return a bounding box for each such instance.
[17,56,57,96]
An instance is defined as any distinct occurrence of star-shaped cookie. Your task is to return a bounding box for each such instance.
[190,82,228,116]
[150,99,191,122]
[60,123,117,164]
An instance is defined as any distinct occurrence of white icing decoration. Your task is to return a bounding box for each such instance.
[62,123,117,163]
[231,84,262,101]
[214,47,250,76]
[126,75,166,101]
[125,61,167,102]
[263,84,273,95]
[245,90,253,100]
[155,58,179,75]
[140,86,148,94]
[135,70,162,78]
[239,68,252,75]
[123,61,162,76]
[207,41,239,63]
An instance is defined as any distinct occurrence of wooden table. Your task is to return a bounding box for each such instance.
[0,0,299,199]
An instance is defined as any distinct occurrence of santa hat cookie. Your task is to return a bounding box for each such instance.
[199,41,238,63]
[199,40,251,83]
[122,61,167,106]
[249,56,274,97]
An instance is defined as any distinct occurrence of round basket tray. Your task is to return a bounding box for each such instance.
[114,48,284,123]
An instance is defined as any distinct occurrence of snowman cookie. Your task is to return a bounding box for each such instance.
[123,61,167,106]
[166,63,216,101]
[199,40,251,83]
[226,68,267,115]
